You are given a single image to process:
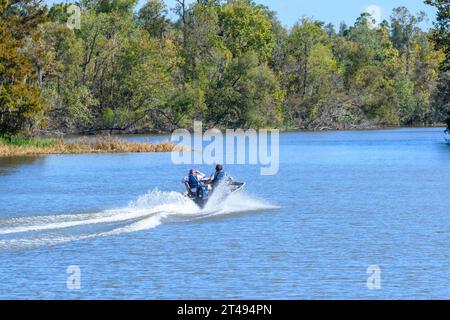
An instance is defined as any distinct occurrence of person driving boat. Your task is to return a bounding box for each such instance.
[210,164,226,191]
[182,166,245,208]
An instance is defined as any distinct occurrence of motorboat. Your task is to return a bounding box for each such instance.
[183,176,246,209]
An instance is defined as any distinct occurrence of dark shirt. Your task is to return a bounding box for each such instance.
[188,174,199,189]
[213,171,225,186]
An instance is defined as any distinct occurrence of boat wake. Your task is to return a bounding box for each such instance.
[0,189,276,250]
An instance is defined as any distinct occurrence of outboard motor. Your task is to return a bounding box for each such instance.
[195,185,209,208]
[197,186,206,200]
[183,177,209,208]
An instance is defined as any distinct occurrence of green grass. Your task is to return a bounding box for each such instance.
[0,135,57,148]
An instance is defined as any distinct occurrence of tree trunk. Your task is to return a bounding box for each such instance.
[303,44,308,97]
[406,41,411,76]
[37,65,43,89]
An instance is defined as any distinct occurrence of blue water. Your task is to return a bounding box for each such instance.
[0,128,449,299]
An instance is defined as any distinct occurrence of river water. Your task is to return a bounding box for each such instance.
[0,128,449,299]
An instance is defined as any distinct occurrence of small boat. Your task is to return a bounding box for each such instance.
[183,177,246,209]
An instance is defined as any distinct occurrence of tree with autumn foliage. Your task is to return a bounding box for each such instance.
[0,0,448,135]
[0,0,47,135]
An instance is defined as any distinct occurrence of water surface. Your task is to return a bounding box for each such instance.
[0,128,449,299]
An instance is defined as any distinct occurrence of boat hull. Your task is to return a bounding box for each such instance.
[186,182,246,209]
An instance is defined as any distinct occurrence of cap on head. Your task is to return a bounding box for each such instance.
[216,164,223,172]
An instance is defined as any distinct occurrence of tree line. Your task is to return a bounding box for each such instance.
[1,0,449,135]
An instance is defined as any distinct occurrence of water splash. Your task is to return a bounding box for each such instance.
[0,189,276,250]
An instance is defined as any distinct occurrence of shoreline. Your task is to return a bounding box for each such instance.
[60,124,448,137]
[0,136,182,157]
[1,126,447,157]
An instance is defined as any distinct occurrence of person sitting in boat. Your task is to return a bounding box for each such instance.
[210,164,226,190]
[445,117,450,134]
[185,169,207,198]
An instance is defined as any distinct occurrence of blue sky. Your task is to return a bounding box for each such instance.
[47,0,437,29]
[162,0,436,29]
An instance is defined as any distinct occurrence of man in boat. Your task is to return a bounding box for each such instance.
[209,164,226,191]
[185,169,208,199]
[445,117,450,134]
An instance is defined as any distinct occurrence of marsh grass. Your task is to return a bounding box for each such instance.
[0,136,57,148]
[0,136,183,156]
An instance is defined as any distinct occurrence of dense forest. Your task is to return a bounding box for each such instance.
[0,0,449,135]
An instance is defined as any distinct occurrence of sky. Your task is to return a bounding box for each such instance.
[46,0,437,30]
[163,0,437,29]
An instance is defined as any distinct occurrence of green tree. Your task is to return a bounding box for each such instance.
[2,0,448,135]
[425,0,450,69]
[0,0,47,135]
[424,0,450,123]
[136,0,170,41]
[81,0,137,13]
[345,14,403,124]
[219,0,275,62]
[206,52,283,128]
[284,18,326,98]
[177,0,225,82]
[282,18,350,129]
[39,22,93,131]
[390,7,426,75]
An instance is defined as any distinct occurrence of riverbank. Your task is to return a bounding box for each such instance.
[59,123,448,136]
[2,125,447,156]
[0,136,179,156]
